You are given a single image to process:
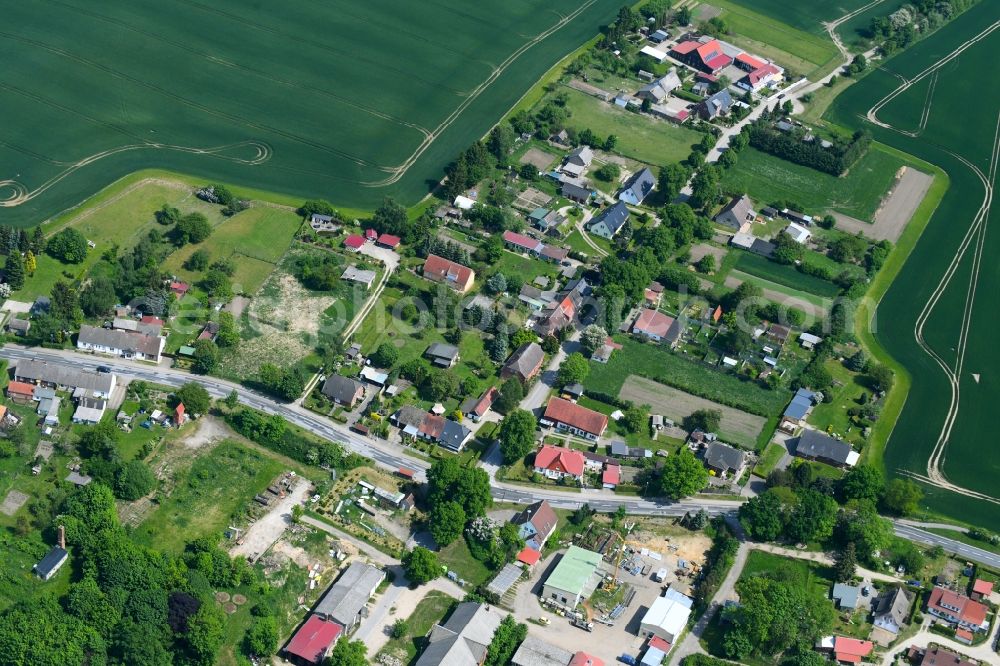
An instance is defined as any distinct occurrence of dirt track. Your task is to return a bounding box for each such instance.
[619,375,766,445]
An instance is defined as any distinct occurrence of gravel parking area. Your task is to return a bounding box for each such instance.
[688,243,728,265]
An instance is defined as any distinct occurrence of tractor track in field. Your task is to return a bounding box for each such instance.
[897,112,1000,505]
[860,14,1000,504]
[362,0,598,187]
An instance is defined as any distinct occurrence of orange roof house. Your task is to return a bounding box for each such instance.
[542,398,608,440]
[422,254,475,293]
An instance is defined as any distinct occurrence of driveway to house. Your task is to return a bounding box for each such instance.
[342,243,400,341]
[519,333,581,415]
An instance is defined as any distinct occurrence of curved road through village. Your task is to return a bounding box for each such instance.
[4,346,998,569]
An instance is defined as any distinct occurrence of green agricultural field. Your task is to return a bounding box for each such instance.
[825,0,1000,530]
[0,0,624,227]
[163,206,301,293]
[720,146,919,222]
[133,440,284,554]
[733,253,840,298]
[586,338,792,417]
[702,1,841,76]
[556,88,702,165]
[718,0,875,35]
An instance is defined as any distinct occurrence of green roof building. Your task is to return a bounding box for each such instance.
[541,545,604,609]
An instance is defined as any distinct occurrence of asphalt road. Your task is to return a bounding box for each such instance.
[5,346,999,569]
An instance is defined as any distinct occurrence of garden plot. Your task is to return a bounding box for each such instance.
[619,375,766,447]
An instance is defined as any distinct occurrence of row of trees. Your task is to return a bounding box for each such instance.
[748,123,872,176]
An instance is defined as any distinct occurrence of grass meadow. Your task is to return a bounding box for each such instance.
[586,338,792,417]
[133,439,284,554]
[557,88,703,165]
[732,253,840,298]
[162,206,301,293]
[717,0,876,35]
[825,0,1000,530]
[0,0,624,226]
[720,146,919,222]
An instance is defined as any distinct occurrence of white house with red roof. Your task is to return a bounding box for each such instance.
[376,233,400,249]
[283,615,343,665]
[533,444,585,482]
[632,309,682,347]
[541,398,608,440]
[816,636,873,664]
[343,234,365,251]
[927,586,989,632]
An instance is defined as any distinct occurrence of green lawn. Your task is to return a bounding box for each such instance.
[807,358,870,446]
[755,441,786,477]
[556,87,702,165]
[491,250,563,284]
[437,538,493,588]
[133,440,284,554]
[586,338,792,417]
[721,145,920,222]
[379,590,457,664]
[733,253,840,298]
[163,206,301,294]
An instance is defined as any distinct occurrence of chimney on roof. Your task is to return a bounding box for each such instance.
[58,525,66,550]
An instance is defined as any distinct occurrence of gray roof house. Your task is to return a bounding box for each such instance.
[438,420,472,452]
[511,635,573,666]
[321,375,365,408]
[13,360,116,399]
[715,195,756,229]
[617,168,656,206]
[313,561,384,629]
[8,318,30,336]
[77,325,165,363]
[34,546,68,581]
[561,178,592,203]
[696,89,734,120]
[416,602,503,666]
[704,442,747,478]
[872,587,912,634]
[636,70,681,103]
[425,342,460,368]
[794,430,859,468]
[588,201,630,240]
[832,582,861,610]
[565,145,594,168]
[501,342,545,383]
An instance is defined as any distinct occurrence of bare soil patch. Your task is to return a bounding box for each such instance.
[513,186,554,211]
[215,591,231,603]
[520,148,558,171]
[689,243,728,264]
[620,375,766,445]
[0,490,29,516]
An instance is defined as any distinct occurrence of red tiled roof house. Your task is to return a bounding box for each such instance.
[6,380,36,405]
[541,397,608,440]
[343,234,365,251]
[422,254,475,293]
[283,615,343,665]
[927,586,989,632]
[376,233,401,249]
[632,309,682,347]
[533,445,586,483]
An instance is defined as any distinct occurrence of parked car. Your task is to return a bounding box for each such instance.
[618,655,636,665]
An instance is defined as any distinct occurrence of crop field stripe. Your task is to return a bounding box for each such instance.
[0,0,623,225]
